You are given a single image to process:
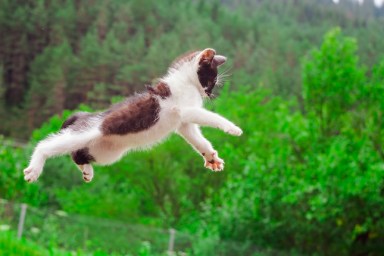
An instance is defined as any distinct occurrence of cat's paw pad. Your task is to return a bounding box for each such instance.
[82,167,93,183]
[204,152,224,172]
[23,166,41,183]
[82,171,93,183]
[225,126,243,136]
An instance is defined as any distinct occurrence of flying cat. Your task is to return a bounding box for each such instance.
[23,48,243,183]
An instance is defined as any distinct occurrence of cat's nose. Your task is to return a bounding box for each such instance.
[213,55,227,67]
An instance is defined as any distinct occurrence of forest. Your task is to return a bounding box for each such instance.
[1,0,384,255]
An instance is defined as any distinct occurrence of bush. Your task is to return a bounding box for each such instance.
[194,29,384,255]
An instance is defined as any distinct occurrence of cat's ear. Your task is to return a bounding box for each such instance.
[199,49,226,67]
[199,48,216,65]
[213,55,226,67]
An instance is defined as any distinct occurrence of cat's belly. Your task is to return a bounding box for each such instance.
[90,115,180,165]
[88,138,126,165]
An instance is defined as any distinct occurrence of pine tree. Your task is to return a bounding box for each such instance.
[26,41,74,132]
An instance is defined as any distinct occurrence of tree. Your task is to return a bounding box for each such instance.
[302,27,365,136]
[26,41,74,132]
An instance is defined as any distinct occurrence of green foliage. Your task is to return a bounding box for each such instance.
[0,231,49,256]
[1,0,384,253]
[3,27,384,253]
[302,28,365,136]
[1,0,384,138]
[8,77,384,255]
[0,230,160,255]
[0,230,76,256]
[0,136,44,205]
[193,30,384,255]
[26,41,76,132]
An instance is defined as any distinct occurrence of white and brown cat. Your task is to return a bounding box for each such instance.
[23,48,243,183]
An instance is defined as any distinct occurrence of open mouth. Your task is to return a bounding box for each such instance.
[204,80,216,98]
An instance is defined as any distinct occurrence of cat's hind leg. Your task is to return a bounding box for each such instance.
[24,129,100,183]
[72,148,95,182]
[75,164,94,183]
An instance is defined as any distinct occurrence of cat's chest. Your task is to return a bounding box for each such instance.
[171,90,203,108]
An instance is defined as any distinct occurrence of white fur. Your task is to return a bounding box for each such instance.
[23,49,242,182]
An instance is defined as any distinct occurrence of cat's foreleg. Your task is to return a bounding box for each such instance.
[180,108,242,136]
[177,123,224,171]
[24,129,100,182]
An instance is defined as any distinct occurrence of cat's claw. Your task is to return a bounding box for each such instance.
[23,166,41,183]
[204,152,224,172]
[225,126,243,136]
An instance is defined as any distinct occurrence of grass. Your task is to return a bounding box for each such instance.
[0,230,82,256]
[0,230,168,256]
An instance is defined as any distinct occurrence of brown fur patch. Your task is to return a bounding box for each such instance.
[146,82,171,99]
[61,115,78,129]
[71,148,95,165]
[101,93,160,135]
[61,112,95,131]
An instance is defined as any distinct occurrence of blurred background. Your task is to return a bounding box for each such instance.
[1,0,384,255]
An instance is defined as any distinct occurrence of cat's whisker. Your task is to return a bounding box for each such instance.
[216,65,232,88]
[219,65,233,76]
[219,72,232,77]
[216,73,230,88]
[217,75,230,83]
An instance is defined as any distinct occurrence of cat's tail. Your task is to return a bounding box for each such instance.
[23,128,100,182]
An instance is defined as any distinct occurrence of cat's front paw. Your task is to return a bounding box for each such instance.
[204,151,224,172]
[225,125,243,136]
[23,166,42,183]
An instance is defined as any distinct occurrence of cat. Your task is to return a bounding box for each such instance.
[23,48,243,183]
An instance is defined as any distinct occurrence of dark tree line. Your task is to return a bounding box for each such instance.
[0,0,383,138]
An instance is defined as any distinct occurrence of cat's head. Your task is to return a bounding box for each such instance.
[196,48,227,98]
[171,48,227,98]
